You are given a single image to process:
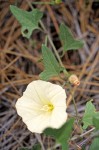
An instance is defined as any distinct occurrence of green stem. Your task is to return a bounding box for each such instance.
[45,36,48,46]
[26,1,80,124]
[72,96,78,119]
[72,93,83,133]
[39,21,69,77]
[40,21,63,65]
[26,0,69,78]
[67,83,80,126]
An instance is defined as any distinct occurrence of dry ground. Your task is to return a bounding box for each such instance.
[0,0,99,150]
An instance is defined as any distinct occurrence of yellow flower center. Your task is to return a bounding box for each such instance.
[41,103,54,112]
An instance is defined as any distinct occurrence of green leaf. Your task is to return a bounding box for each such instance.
[32,144,41,150]
[44,118,74,150]
[60,24,84,51]
[90,138,99,150]
[40,45,62,80]
[82,101,95,129]
[93,113,99,130]
[82,101,99,129]
[55,0,62,4]
[10,5,43,38]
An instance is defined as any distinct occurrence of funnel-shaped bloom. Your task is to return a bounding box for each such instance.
[16,80,67,133]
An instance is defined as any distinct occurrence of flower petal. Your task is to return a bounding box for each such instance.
[16,80,67,133]
[23,80,51,105]
[24,80,66,107]
[45,83,66,107]
[24,108,67,133]
[16,96,42,122]
[25,113,51,133]
[49,107,67,128]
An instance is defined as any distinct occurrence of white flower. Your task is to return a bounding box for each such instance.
[16,80,67,133]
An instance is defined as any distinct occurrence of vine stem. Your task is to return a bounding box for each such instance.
[26,0,69,78]
[67,83,79,122]
[40,21,69,77]
[72,95,79,121]
[26,0,79,123]
[72,94,83,133]
[26,0,79,121]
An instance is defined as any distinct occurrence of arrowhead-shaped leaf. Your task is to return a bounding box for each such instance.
[93,113,99,130]
[60,24,84,51]
[40,45,62,80]
[82,101,95,129]
[82,101,99,129]
[32,144,41,150]
[10,5,43,38]
[44,118,74,150]
[90,138,99,150]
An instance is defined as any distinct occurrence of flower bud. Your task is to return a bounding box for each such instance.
[69,74,80,86]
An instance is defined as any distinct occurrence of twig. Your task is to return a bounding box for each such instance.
[35,133,45,150]
[71,127,95,141]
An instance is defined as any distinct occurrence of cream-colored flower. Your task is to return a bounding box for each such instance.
[16,80,67,133]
